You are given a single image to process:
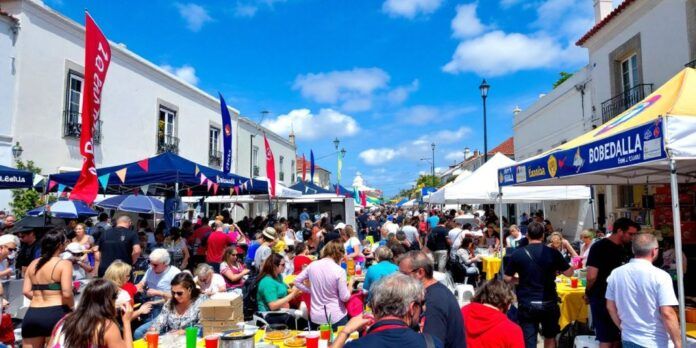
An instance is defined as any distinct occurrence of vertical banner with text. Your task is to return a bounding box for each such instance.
[264,134,276,197]
[70,12,111,204]
[219,93,233,173]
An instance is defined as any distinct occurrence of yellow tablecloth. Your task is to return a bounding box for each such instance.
[687,323,696,339]
[557,280,588,329]
[481,256,501,280]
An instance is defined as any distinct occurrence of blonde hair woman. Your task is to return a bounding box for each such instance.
[104,260,152,318]
[547,232,578,261]
[578,230,595,260]
[341,225,364,263]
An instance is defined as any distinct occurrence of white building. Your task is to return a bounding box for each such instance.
[0,0,295,211]
[513,0,696,235]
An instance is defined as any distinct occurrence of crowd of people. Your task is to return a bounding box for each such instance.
[0,206,686,348]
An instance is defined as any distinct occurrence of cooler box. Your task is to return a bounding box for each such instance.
[574,335,598,348]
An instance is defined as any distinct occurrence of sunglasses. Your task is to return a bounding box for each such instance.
[5,247,16,252]
[171,290,186,296]
[149,261,163,267]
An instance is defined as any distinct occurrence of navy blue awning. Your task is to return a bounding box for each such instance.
[332,184,353,198]
[0,165,34,189]
[48,152,267,196]
[290,181,334,195]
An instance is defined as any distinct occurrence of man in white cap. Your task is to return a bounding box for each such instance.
[254,227,277,271]
[62,242,93,280]
[0,234,19,280]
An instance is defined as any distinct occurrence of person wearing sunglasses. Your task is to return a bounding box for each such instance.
[0,234,19,280]
[334,273,442,348]
[133,248,181,339]
[150,272,205,336]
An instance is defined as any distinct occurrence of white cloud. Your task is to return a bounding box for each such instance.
[293,68,417,111]
[416,127,473,145]
[359,148,398,165]
[382,0,443,19]
[533,0,593,41]
[234,0,287,17]
[175,3,213,32]
[234,4,258,17]
[261,108,359,140]
[445,151,465,161]
[451,3,486,39]
[161,64,200,85]
[443,31,581,76]
[499,0,522,8]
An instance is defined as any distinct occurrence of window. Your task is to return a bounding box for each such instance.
[279,156,285,182]
[158,106,178,153]
[621,54,638,92]
[618,185,635,208]
[252,146,259,177]
[291,160,296,183]
[209,127,221,167]
[63,71,101,143]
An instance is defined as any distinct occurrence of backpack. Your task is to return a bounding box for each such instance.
[242,273,259,320]
[449,253,467,283]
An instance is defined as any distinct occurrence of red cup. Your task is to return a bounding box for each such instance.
[306,332,319,348]
[570,277,579,288]
[320,328,331,340]
[204,335,219,348]
[145,331,159,348]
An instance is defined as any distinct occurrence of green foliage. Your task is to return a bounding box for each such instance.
[9,160,44,218]
[417,175,441,188]
[552,72,573,89]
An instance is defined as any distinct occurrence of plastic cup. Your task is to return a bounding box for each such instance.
[570,277,579,288]
[306,331,320,348]
[581,279,587,287]
[319,324,331,340]
[145,331,159,348]
[185,326,198,348]
[204,334,219,348]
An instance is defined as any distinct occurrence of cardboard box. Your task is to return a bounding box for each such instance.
[199,293,243,321]
[201,319,237,336]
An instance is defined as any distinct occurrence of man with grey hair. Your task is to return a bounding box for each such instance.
[333,273,443,348]
[95,214,141,277]
[605,233,681,348]
[134,248,181,339]
[0,234,19,279]
[399,251,466,348]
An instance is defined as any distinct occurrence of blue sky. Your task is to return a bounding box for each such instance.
[48,0,604,196]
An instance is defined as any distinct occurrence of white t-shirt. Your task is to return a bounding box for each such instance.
[506,234,523,248]
[401,225,419,244]
[605,258,678,347]
[448,228,464,254]
[194,273,227,295]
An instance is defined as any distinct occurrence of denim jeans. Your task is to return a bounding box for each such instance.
[622,341,647,348]
[432,250,448,273]
[133,303,164,339]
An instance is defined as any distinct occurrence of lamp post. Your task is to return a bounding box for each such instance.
[431,143,435,178]
[333,138,340,186]
[479,79,490,162]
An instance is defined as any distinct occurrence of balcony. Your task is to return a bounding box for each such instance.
[157,134,179,154]
[209,150,222,167]
[63,110,102,143]
[253,166,260,177]
[279,172,285,182]
[600,84,653,123]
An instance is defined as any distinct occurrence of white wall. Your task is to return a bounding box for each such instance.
[0,15,18,210]
[236,118,296,187]
[514,67,593,161]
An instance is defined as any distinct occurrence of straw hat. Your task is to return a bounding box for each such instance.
[262,227,277,240]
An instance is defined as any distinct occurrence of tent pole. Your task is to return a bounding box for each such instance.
[669,159,687,345]
[542,201,546,220]
[589,185,597,229]
[498,186,504,277]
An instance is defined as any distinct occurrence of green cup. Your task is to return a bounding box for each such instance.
[581,279,587,287]
[186,326,198,348]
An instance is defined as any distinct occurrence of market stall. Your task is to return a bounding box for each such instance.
[497,67,696,343]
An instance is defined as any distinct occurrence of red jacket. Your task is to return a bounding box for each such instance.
[461,302,524,348]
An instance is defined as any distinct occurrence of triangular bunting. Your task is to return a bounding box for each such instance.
[137,159,149,172]
[186,188,193,196]
[32,174,45,187]
[241,182,247,191]
[133,188,140,196]
[234,186,240,195]
[212,183,219,195]
[98,173,110,191]
[195,165,200,176]
[48,180,57,192]
[140,184,150,194]
[207,180,213,191]
[115,168,128,183]
[57,184,66,197]
[200,173,207,185]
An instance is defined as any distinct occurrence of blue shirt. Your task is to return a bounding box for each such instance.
[299,212,310,225]
[363,260,398,298]
[427,216,439,229]
[344,320,443,348]
[246,241,261,263]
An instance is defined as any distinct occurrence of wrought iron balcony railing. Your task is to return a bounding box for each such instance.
[600,83,653,123]
[63,110,102,143]
[157,134,179,154]
[209,150,222,167]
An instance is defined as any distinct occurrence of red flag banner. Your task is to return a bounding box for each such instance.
[264,134,276,197]
[70,12,111,204]
[302,153,307,182]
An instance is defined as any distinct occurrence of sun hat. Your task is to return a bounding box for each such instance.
[262,227,277,240]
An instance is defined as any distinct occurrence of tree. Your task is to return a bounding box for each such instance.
[416,175,441,188]
[9,160,45,218]
[552,71,573,89]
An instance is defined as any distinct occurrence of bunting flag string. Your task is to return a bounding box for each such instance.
[98,173,110,191]
[48,180,57,192]
[140,184,150,194]
[115,168,128,183]
[200,173,207,185]
[195,165,200,176]
[206,180,213,191]
[234,186,240,195]
[137,159,149,172]
[57,184,66,197]
[229,188,234,196]
[33,174,45,188]
[212,183,219,195]
[186,188,193,196]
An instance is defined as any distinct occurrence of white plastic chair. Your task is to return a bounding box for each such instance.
[454,284,475,307]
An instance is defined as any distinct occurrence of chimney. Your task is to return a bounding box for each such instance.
[473,150,480,157]
[594,0,613,23]
[464,147,471,160]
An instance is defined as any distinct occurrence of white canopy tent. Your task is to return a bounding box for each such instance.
[429,153,590,204]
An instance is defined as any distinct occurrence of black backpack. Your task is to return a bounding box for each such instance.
[242,273,259,320]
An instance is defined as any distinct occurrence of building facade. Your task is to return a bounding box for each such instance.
[295,155,331,189]
[0,0,295,211]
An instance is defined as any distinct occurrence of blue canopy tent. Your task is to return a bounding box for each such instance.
[47,152,268,196]
[290,181,334,195]
[0,164,34,189]
[332,184,354,198]
[395,198,409,207]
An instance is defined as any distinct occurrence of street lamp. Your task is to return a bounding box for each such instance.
[333,137,340,150]
[431,143,435,178]
[11,142,23,160]
[340,147,346,158]
[479,79,490,162]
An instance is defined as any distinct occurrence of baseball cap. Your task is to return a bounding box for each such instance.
[335,222,346,230]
